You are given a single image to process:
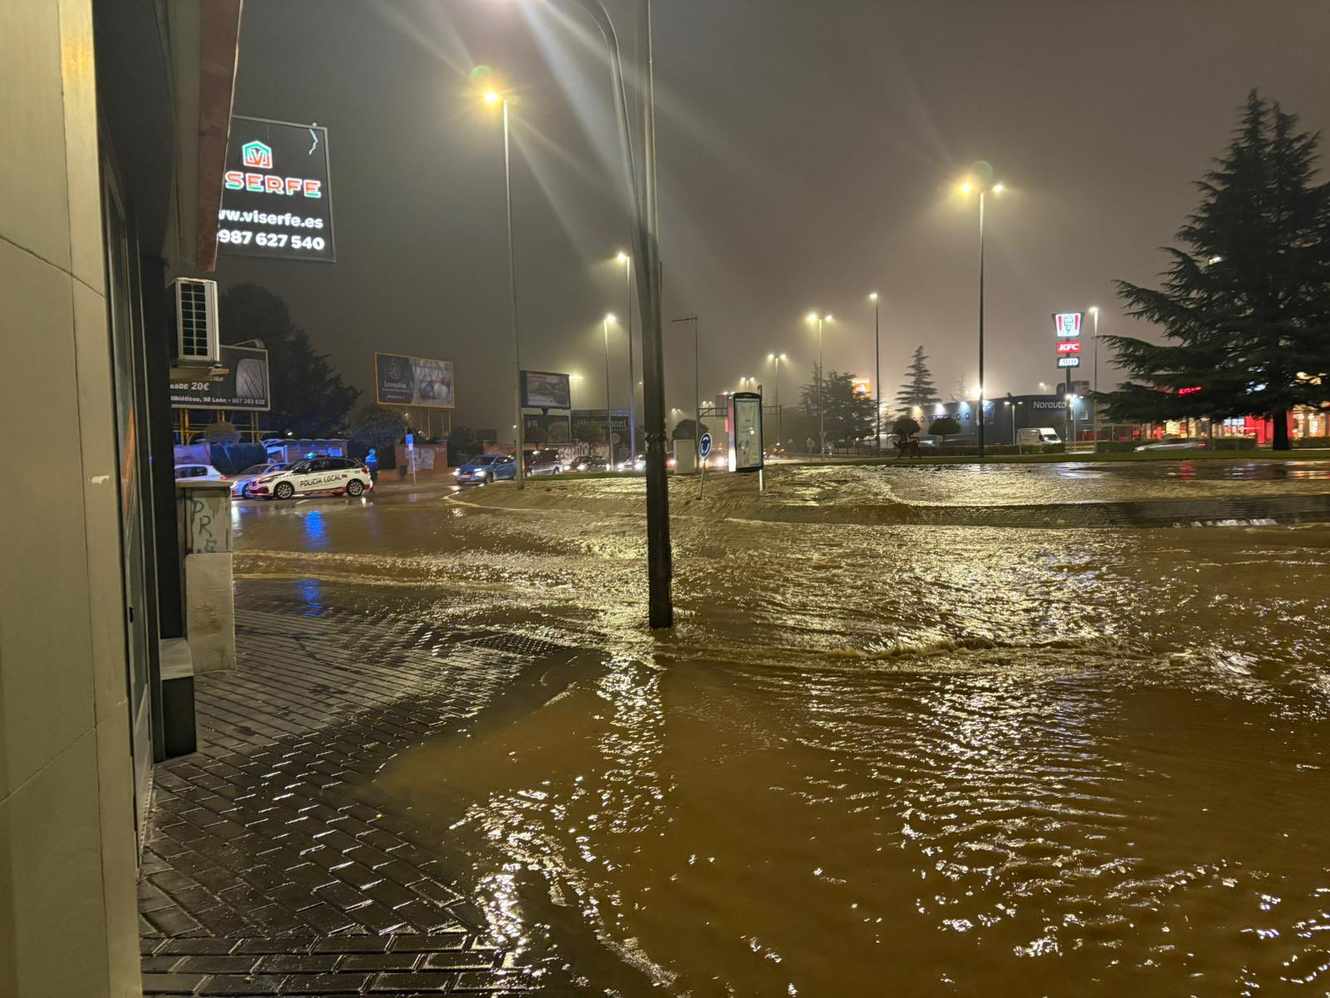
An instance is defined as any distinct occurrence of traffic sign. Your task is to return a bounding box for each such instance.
[698,431,713,458]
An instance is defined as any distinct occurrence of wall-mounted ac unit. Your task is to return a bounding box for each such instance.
[172,277,220,365]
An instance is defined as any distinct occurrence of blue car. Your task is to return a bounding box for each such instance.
[453,453,518,485]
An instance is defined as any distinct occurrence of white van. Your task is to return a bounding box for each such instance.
[1017,427,1062,448]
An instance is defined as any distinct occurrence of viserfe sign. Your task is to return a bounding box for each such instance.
[218,116,335,263]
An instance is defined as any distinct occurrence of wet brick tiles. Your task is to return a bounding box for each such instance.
[139,583,562,995]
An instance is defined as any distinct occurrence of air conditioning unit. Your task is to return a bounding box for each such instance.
[172,277,220,364]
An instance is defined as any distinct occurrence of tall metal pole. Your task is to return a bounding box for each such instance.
[873,295,881,453]
[977,189,986,460]
[567,0,670,627]
[624,259,637,460]
[501,99,526,488]
[603,317,615,470]
[1092,308,1100,449]
[818,316,825,455]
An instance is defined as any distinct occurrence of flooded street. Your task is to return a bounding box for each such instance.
[234,463,1330,995]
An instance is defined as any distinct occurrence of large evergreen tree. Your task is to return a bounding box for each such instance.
[800,365,875,445]
[220,284,360,437]
[1104,91,1330,450]
[894,346,942,414]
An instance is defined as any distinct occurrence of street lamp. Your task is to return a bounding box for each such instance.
[955,165,1005,459]
[483,82,526,486]
[806,311,833,454]
[767,352,787,445]
[868,292,881,453]
[1089,305,1101,449]
[615,250,637,459]
[602,313,617,469]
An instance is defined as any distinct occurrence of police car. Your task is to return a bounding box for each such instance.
[247,457,373,500]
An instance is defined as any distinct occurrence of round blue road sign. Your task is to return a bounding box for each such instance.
[698,432,713,458]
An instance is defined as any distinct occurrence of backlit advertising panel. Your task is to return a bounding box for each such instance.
[728,392,764,472]
[218,116,335,262]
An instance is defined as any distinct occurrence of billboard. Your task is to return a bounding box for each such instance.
[375,352,454,409]
[571,409,630,444]
[218,116,335,263]
[171,344,271,411]
[521,370,572,410]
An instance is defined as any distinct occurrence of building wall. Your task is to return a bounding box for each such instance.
[0,0,142,994]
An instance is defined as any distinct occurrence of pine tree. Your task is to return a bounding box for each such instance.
[894,346,942,414]
[1104,91,1330,450]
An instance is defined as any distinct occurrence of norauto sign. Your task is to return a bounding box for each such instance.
[217,116,335,262]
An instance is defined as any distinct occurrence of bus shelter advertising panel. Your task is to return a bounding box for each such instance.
[375,352,454,408]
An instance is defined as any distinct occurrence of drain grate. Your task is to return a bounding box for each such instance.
[462,631,570,659]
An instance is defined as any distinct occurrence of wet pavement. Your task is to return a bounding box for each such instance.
[148,460,1330,995]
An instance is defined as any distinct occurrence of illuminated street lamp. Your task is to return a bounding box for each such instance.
[955,164,1005,459]
[615,250,637,458]
[482,82,526,487]
[868,292,881,452]
[603,313,617,469]
[806,311,833,454]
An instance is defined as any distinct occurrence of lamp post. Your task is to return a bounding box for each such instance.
[602,313,616,469]
[616,250,637,459]
[484,86,526,487]
[956,169,1005,460]
[806,311,833,455]
[767,352,787,446]
[1089,305,1100,449]
[868,292,881,453]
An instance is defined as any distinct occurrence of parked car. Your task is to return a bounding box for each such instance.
[230,462,289,498]
[247,457,373,499]
[453,453,518,485]
[1135,437,1208,452]
[525,448,563,476]
[574,455,609,473]
[174,463,226,482]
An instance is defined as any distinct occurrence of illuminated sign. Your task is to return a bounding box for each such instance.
[1056,340,1082,356]
[218,116,335,262]
[1057,357,1081,368]
[1052,312,1083,338]
[1178,386,1203,396]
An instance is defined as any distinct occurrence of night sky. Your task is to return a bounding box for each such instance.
[217,0,1330,438]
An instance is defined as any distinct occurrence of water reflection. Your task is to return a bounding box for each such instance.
[235,473,1330,994]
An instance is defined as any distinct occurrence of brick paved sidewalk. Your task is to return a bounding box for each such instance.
[139,582,578,996]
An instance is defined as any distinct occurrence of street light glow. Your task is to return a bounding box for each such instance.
[992,182,1006,194]
[868,291,879,301]
[483,90,501,105]
[615,250,630,264]
[604,312,616,323]
[959,179,974,195]
[1089,305,1100,315]
[806,311,819,323]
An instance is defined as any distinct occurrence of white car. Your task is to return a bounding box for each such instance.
[247,457,374,500]
[174,463,226,482]
[230,462,289,498]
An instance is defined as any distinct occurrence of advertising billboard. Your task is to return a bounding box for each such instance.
[374,353,454,409]
[521,371,572,410]
[171,344,271,411]
[728,392,764,472]
[571,409,630,444]
[217,116,335,263]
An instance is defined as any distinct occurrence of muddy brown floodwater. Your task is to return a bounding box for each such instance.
[234,463,1330,996]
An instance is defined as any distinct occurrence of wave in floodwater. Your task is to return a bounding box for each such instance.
[235,476,1330,995]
